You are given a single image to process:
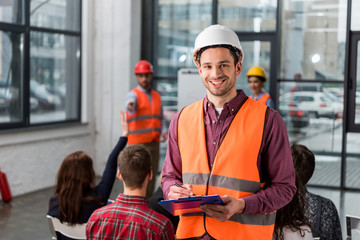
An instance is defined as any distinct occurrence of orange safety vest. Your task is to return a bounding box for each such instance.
[126,88,162,144]
[176,98,275,240]
[251,93,271,105]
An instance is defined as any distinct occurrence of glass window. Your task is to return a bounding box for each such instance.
[30,32,80,124]
[280,0,347,80]
[279,81,343,150]
[0,31,23,124]
[351,0,360,31]
[156,0,212,77]
[218,0,277,32]
[280,81,344,187]
[156,0,212,172]
[30,0,80,31]
[356,41,360,124]
[238,41,271,96]
[346,133,360,188]
[307,152,341,188]
[0,0,24,24]
[0,0,81,129]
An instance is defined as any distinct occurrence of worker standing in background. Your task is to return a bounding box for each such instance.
[247,66,275,108]
[125,60,167,198]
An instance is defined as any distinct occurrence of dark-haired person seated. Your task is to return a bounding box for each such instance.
[86,145,175,240]
[291,143,342,240]
[272,158,313,239]
[47,111,128,240]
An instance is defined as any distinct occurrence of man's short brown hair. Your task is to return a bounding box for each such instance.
[195,44,242,66]
[118,145,152,189]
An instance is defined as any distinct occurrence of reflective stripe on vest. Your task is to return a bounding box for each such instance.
[176,98,275,240]
[126,88,162,144]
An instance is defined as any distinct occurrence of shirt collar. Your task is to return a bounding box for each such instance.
[116,193,148,205]
[203,90,248,115]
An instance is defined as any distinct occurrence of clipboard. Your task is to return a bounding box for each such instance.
[158,195,224,216]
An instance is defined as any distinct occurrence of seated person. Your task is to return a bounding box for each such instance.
[291,143,342,240]
[273,161,313,240]
[47,111,128,240]
[86,145,175,240]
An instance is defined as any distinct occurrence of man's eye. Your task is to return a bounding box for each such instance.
[220,64,228,68]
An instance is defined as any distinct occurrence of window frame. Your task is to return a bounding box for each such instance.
[347,31,360,132]
[0,0,82,130]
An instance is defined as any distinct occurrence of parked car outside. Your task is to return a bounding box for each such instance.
[282,91,343,119]
[30,97,39,112]
[30,80,62,110]
[323,87,344,103]
[0,92,10,113]
[279,93,310,132]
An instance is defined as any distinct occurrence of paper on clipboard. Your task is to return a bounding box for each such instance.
[158,195,224,216]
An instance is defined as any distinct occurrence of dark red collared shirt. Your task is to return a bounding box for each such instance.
[161,90,296,215]
[86,194,175,240]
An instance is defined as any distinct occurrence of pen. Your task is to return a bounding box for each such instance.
[174,182,186,189]
[174,182,196,196]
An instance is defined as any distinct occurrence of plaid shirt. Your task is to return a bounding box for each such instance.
[86,193,175,240]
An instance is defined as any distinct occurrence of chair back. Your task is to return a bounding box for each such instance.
[46,215,86,240]
[346,215,360,239]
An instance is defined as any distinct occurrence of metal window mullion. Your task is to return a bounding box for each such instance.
[29,26,81,36]
[23,0,31,126]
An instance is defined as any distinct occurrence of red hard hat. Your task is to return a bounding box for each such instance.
[134,60,153,74]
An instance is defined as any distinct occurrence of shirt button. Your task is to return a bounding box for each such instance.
[232,108,234,112]
[212,120,216,124]
[213,141,216,145]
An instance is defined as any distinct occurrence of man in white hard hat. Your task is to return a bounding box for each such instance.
[161,25,296,239]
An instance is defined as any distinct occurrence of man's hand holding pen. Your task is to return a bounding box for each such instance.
[168,182,194,200]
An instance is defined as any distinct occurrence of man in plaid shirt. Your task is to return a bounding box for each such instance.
[86,145,175,240]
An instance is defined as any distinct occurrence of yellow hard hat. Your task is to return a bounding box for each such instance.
[247,66,266,81]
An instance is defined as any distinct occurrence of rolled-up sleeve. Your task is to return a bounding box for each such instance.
[124,91,137,114]
[242,109,297,214]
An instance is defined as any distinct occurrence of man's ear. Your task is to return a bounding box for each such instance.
[236,61,242,77]
[148,170,153,181]
[117,170,123,181]
[198,65,202,74]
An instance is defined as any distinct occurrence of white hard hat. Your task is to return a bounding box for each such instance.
[193,24,244,66]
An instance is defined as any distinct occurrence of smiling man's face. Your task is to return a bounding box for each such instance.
[198,47,242,103]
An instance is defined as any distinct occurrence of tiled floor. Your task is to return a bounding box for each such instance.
[0,178,359,240]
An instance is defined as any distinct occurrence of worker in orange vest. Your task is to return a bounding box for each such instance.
[247,66,275,108]
[125,60,167,198]
[161,25,296,239]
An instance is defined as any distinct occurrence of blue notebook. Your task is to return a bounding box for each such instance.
[158,195,224,216]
